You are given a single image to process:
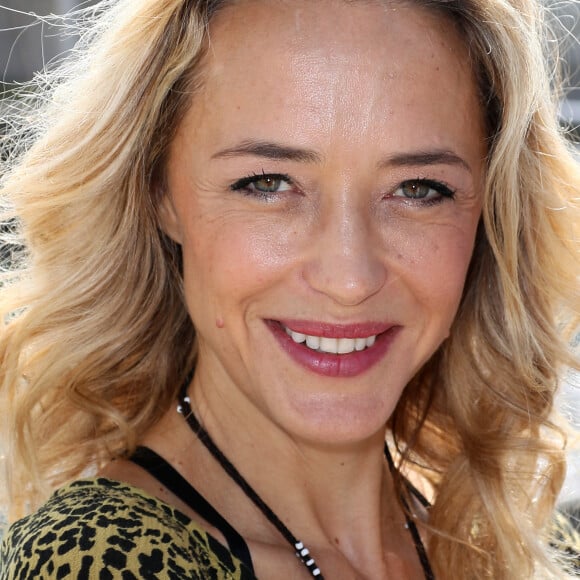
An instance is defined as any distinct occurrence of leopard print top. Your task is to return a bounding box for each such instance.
[1,478,579,579]
[0,478,255,579]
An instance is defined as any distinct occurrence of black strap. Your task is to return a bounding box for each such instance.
[384,444,435,580]
[130,446,255,575]
[131,442,432,578]
[405,476,432,511]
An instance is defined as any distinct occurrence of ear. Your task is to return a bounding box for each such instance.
[158,193,184,245]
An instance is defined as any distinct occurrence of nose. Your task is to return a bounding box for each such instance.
[302,204,387,307]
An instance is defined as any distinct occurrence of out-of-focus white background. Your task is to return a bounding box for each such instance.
[559,368,580,502]
[0,0,578,531]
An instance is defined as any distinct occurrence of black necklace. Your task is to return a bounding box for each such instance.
[178,390,323,577]
[178,386,434,579]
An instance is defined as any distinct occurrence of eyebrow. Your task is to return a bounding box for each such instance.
[212,140,321,163]
[380,150,472,173]
[212,140,472,173]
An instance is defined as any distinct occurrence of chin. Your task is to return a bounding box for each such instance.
[277,388,398,446]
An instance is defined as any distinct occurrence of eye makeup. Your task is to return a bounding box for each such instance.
[230,172,294,199]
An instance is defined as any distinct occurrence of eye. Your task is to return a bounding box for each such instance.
[230,173,293,197]
[394,179,455,202]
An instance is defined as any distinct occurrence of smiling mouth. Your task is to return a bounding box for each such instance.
[268,320,400,377]
[283,326,377,354]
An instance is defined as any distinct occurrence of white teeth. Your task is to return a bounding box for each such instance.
[355,338,367,351]
[284,325,377,354]
[319,337,338,353]
[337,338,355,354]
[286,327,307,343]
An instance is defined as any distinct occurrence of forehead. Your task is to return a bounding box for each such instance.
[179,0,483,161]
[205,0,467,70]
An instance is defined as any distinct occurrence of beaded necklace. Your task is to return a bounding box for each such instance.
[177,386,434,579]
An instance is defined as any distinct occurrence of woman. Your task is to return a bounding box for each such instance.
[1,0,579,578]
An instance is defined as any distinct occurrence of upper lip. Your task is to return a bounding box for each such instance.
[273,319,397,338]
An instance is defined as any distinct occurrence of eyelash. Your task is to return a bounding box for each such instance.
[230,172,294,199]
[230,173,456,204]
[393,179,456,205]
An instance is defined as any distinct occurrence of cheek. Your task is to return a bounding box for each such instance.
[391,223,477,317]
[180,215,300,315]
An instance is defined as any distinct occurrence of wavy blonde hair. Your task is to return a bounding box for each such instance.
[1,0,579,577]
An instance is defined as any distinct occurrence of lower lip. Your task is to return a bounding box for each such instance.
[267,321,401,378]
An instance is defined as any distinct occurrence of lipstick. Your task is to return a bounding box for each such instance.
[267,320,400,378]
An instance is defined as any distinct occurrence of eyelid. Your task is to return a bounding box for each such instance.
[229,173,456,202]
[395,178,456,199]
[230,172,294,192]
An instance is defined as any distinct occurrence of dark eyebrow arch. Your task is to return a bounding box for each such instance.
[380,150,472,173]
[212,139,321,163]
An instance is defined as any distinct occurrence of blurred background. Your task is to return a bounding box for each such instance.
[0,0,578,527]
[0,0,99,88]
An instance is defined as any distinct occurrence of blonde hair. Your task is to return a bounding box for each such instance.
[1,0,578,577]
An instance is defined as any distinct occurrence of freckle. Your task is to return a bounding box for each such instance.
[216,318,225,328]
[334,537,340,545]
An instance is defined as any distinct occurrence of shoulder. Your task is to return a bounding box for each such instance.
[1,478,251,580]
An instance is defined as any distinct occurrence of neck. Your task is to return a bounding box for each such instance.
[180,374,411,576]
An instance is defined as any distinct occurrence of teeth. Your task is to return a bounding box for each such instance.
[337,338,355,354]
[319,337,338,353]
[355,338,366,351]
[285,327,306,343]
[285,326,377,354]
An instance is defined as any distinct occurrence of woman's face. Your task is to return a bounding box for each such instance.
[162,0,486,444]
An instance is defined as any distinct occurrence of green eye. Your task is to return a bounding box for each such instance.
[394,179,455,201]
[401,182,432,199]
[253,176,285,193]
[231,173,293,198]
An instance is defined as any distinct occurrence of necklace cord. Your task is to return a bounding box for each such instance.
[178,384,324,578]
[179,396,297,546]
[178,381,433,579]
[384,444,435,580]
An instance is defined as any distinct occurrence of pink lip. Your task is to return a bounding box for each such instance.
[266,320,401,378]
